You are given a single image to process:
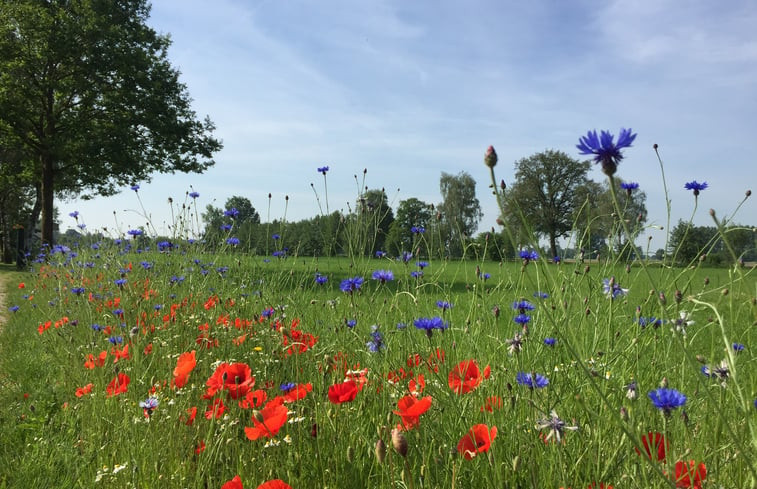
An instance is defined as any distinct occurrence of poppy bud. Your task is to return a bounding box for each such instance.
[500,179,506,190]
[659,292,666,305]
[391,429,408,457]
[375,439,387,463]
[660,377,668,388]
[653,143,658,149]
[675,290,682,303]
[311,423,318,438]
[695,355,706,364]
[722,288,729,296]
[252,410,265,424]
[620,406,629,421]
[704,277,709,286]
[484,145,498,168]
[746,189,751,197]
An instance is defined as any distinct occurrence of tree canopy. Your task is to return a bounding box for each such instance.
[0,0,221,244]
[438,171,482,257]
[507,150,590,258]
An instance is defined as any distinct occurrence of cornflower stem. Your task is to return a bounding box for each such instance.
[653,146,673,264]
[323,172,329,214]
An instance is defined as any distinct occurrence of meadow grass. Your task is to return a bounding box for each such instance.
[0,243,754,488]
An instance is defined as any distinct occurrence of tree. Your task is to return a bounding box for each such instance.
[385,197,433,255]
[0,0,221,245]
[508,150,590,258]
[573,178,648,259]
[438,171,482,257]
[355,189,394,256]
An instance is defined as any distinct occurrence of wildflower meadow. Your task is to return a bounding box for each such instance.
[0,134,755,489]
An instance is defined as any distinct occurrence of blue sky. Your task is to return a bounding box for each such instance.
[62,0,756,251]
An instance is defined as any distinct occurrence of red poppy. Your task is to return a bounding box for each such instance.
[205,362,254,399]
[587,484,613,489]
[173,350,197,388]
[480,396,503,413]
[75,383,93,398]
[283,383,312,402]
[84,350,107,369]
[195,440,206,454]
[328,380,358,404]
[184,406,198,426]
[635,431,668,462]
[457,424,497,460]
[221,475,243,489]
[205,398,226,419]
[448,360,484,394]
[244,399,288,440]
[239,389,268,409]
[673,460,706,488]
[111,343,130,362]
[106,373,130,397]
[256,480,292,489]
[393,395,432,430]
[408,374,425,395]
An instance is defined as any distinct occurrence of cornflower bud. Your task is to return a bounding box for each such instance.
[484,145,498,168]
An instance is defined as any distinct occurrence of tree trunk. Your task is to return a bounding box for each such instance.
[25,183,42,251]
[549,234,558,260]
[40,154,55,245]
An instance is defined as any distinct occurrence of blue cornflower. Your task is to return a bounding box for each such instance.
[346,319,357,328]
[127,229,143,237]
[224,208,239,218]
[516,372,549,389]
[108,335,124,345]
[416,261,428,269]
[112,308,124,317]
[519,249,539,262]
[140,261,152,270]
[639,316,663,328]
[648,388,687,415]
[189,191,200,198]
[396,322,407,330]
[280,382,296,392]
[169,275,184,284]
[512,300,535,313]
[340,276,364,293]
[436,300,453,310]
[130,184,140,191]
[410,270,423,279]
[513,314,531,325]
[157,241,172,252]
[216,266,228,275]
[603,277,628,299]
[9,305,19,313]
[482,272,491,280]
[400,251,413,263]
[366,325,385,352]
[375,250,386,258]
[91,323,102,332]
[372,270,394,283]
[226,237,240,246]
[533,291,549,299]
[621,182,640,194]
[69,211,79,219]
[154,304,162,310]
[220,223,232,232]
[139,397,159,416]
[114,278,127,287]
[413,316,449,334]
[544,338,556,346]
[577,128,637,177]
[315,273,328,285]
[261,308,275,319]
[272,250,286,258]
[71,287,85,295]
[552,256,561,264]
[411,226,425,234]
[684,180,708,196]
[317,166,329,175]
[272,234,280,240]
[733,343,745,352]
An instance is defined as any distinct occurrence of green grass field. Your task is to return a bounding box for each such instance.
[0,248,754,488]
